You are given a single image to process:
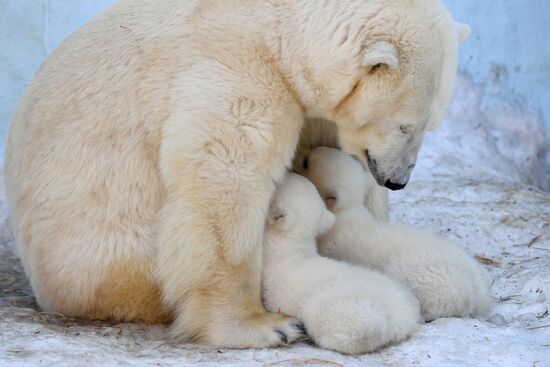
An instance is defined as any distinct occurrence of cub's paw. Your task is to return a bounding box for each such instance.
[397,249,493,322]
[306,297,389,354]
[302,290,419,355]
[462,254,493,316]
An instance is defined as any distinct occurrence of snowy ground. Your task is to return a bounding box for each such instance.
[0,77,549,366]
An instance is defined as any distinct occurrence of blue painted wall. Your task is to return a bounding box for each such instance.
[443,0,550,189]
[444,0,550,132]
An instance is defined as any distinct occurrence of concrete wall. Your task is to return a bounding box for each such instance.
[444,0,550,124]
[443,0,550,189]
[1,0,548,187]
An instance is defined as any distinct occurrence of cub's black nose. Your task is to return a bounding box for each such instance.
[384,180,407,191]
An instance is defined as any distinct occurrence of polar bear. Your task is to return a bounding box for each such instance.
[262,173,421,354]
[296,147,493,321]
[296,118,391,222]
[4,0,470,347]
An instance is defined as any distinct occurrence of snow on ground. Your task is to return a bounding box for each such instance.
[0,77,549,366]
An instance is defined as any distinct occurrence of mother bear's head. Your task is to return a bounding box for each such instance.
[277,0,469,190]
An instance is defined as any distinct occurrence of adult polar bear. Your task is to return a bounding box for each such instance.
[5,0,470,348]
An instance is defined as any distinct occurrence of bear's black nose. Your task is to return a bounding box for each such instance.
[384,180,407,191]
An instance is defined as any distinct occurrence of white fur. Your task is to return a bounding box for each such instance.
[296,118,391,222]
[262,174,421,354]
[5,0,467,347]
[298,147,493,321]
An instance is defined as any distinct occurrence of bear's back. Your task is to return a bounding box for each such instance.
[3,0,203,321]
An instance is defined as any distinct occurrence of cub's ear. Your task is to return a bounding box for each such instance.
[456,22,471,44]
[362,41,399,70]
[323,187,348,211]
[268,206,295,231]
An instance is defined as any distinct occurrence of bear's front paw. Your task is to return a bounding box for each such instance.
[173,311,306,348]
[220,312,307,348]
[395,250,493,322]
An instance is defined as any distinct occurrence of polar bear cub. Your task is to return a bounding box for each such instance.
[262,173,420,354]
[297,147,493,321]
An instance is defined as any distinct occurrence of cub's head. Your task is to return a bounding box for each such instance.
[285,0,469,189]
[295,147,368,213]
[267,174,335,239]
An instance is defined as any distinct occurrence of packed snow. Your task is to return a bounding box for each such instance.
[0,74,549,366]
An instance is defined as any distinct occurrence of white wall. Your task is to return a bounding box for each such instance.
[0,0,113,149]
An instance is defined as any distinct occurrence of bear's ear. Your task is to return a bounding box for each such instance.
[455,22,471,44]
[362,41,399,70]
[323,188,348,211]
[268,206,295,231]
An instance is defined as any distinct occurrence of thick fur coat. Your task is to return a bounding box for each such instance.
[262,173,421,354]
[5,0,469,347]
[297,147,493,321]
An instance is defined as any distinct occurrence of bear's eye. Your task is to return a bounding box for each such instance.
[368,63,384,74]
[302,157,309,170]
[400,125,414,135]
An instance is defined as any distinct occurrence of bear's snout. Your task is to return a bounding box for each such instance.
[366,150,414,190]
[384,180,407,191]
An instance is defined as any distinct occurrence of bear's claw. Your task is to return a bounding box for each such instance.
[294,322,308,336]
[274,329,288,344]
